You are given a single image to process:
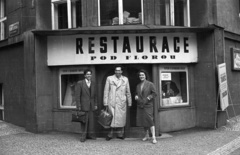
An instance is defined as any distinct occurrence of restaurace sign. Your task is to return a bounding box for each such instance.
[47,33,197,66]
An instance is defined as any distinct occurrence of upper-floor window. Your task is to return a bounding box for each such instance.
[159,0,190,26]
[0,0,6,40]
[99,0,143,26]
[51,0,82,30]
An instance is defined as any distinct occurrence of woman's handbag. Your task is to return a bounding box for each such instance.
[97,108,112,128]
[71,110,86,123]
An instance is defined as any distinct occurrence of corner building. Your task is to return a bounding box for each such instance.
[0,0,240,137]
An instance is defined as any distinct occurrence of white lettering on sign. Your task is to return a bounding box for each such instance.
[47,33,198,66]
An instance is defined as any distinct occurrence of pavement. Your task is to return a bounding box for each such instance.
[1,117,240,155]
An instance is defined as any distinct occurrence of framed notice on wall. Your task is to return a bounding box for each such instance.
[217,63,229,111]
[231,48,240,71]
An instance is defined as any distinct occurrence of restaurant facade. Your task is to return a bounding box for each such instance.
[0,0,240,137]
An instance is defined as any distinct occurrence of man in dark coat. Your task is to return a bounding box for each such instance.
[75,69,98,142]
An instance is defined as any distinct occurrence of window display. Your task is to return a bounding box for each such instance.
[99,0,142,26]
[160,66,189,107]
[59,68,84,108]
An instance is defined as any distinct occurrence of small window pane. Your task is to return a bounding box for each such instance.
[160,67,188,107]
[174,0,185,26]
[72,0,82,28]
[58,3,68,29]
[100,0,118,26]
[123,0,142,25]
[60,73,84,108]
[160,0,170,26]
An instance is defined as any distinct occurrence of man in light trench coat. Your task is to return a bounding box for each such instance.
[103,65,132,140]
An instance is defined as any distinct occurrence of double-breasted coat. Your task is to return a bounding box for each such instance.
[103,75,132,127]
[135,80,157,127]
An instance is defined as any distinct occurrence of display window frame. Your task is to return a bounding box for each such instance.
[58,68,84,109]
[159,65,189,108]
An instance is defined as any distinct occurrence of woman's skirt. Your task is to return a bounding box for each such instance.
[136,106,154,127]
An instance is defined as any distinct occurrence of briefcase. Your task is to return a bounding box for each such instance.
[72,110,86,123]
[97,108,112,128]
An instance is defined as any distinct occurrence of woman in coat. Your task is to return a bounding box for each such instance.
[135,69,157,144]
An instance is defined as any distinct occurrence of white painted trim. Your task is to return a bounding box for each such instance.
[67,0,72,28]
[98,0,100,26]
[170,0,174,26]
[51,3,55,30]
[119,0,123,24]
[141,0,144,24]
[186,0,190,27]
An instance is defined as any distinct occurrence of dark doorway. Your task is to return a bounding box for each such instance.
[95,64,152,137]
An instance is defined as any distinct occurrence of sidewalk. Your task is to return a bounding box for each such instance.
[1,119,240,155]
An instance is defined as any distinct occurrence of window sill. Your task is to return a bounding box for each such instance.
[53,108,77,112]
[158,105,193,111]
[0,38,8,48]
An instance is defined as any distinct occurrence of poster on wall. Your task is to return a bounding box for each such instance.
[217,63,229,111]
[231,48,240,70]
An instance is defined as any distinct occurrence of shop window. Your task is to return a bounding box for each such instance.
[160,66,189,107]
[0,0,6,40]
[59,68,84,108]
[159,0,190,26]
[51,0,82,30]
[99,0,143,26]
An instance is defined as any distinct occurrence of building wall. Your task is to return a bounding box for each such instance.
[194,31,217,128]
[0,43,25,127]
[190,0,216,27]
[35,35,54,132]
[36,0,51,30]
[216,0,240,34]
[224,36,240,118]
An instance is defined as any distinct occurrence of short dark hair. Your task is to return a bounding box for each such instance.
[84,69,92,75]
[138,69,148,80]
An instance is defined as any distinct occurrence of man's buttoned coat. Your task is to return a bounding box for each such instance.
[103,75,132,127]
[75,80,97,111]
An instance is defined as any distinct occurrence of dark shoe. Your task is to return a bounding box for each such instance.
[106,136,112,141]
[80,137,86,142]
[87,136,96,140]
[117,136,125,140]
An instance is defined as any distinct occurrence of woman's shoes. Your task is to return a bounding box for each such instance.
[152,137,157,144]
[142,136,149,141]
